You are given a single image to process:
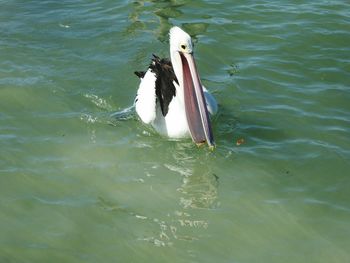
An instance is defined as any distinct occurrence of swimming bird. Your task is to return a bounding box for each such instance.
[134,26,217,148]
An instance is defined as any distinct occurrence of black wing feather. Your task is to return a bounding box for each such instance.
[150,55,178,116]
[134,54,178,117]
[134,71,146,79]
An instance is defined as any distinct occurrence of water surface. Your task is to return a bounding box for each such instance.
[1,1,350,262]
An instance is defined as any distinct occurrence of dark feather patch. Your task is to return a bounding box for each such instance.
[149,54,178,116]
[134,71,146,79]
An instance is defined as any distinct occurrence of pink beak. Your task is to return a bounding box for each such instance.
[181,52,214,148]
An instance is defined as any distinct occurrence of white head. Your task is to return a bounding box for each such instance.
[169,26,193,55]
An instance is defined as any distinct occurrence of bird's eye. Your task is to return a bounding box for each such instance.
[181,44,186,50]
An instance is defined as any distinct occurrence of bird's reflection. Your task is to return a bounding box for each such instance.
[146,144,219,245]
[177,167,219,210]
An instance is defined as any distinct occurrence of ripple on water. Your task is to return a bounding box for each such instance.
[1,0,350,261]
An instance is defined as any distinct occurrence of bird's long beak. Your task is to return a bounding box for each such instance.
[181,52,214,149]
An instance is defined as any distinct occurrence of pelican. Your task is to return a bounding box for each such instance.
[134,26,217,148]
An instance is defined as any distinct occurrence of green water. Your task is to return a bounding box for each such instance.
[1,0,350,262]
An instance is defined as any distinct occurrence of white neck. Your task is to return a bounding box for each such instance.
[170,50,185,104]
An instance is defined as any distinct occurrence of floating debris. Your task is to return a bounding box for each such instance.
[236,138,245,146]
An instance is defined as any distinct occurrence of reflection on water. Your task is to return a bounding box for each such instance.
[127,0,208,43]
[133,147,219,246]
[127,0,183,41]
[177,166,219,210]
